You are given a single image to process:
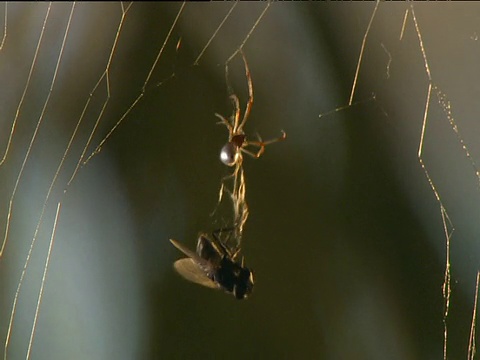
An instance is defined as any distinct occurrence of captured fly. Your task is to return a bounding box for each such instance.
[170,231,254,299]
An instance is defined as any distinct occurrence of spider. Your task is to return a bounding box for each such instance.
[215,50,286,167]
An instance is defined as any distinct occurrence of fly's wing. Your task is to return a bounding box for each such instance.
[170,239,201,261]
[173,258,219,289]
[170,239,219,289]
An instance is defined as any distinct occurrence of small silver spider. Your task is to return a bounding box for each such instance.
[215,51,286,167]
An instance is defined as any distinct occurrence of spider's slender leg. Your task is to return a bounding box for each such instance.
[225,60,235,99]
[215,113,234,136]
[238,50,253,134]
[257,130,287,146]
[248,130,287,146]
[241,130,287,158]
[240,146,265,159]
[229,94,241,133]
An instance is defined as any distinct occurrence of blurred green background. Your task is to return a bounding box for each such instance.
[2,2,480,359]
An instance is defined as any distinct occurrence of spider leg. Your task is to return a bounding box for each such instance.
[222,60,240,134]
[250,130,286,146]
[225,59,234,98]
[230,94,241,132]
[261,130,287,145]
[237,50,253,134]
[241,130,286,159]
[215,113,234,137]
[240,146,265,159]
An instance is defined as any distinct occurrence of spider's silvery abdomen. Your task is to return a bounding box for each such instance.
[220,142,239,166]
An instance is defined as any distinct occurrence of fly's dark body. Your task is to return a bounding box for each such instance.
[170,233,254,300]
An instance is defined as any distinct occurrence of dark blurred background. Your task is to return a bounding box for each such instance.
[2,2,480,359]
